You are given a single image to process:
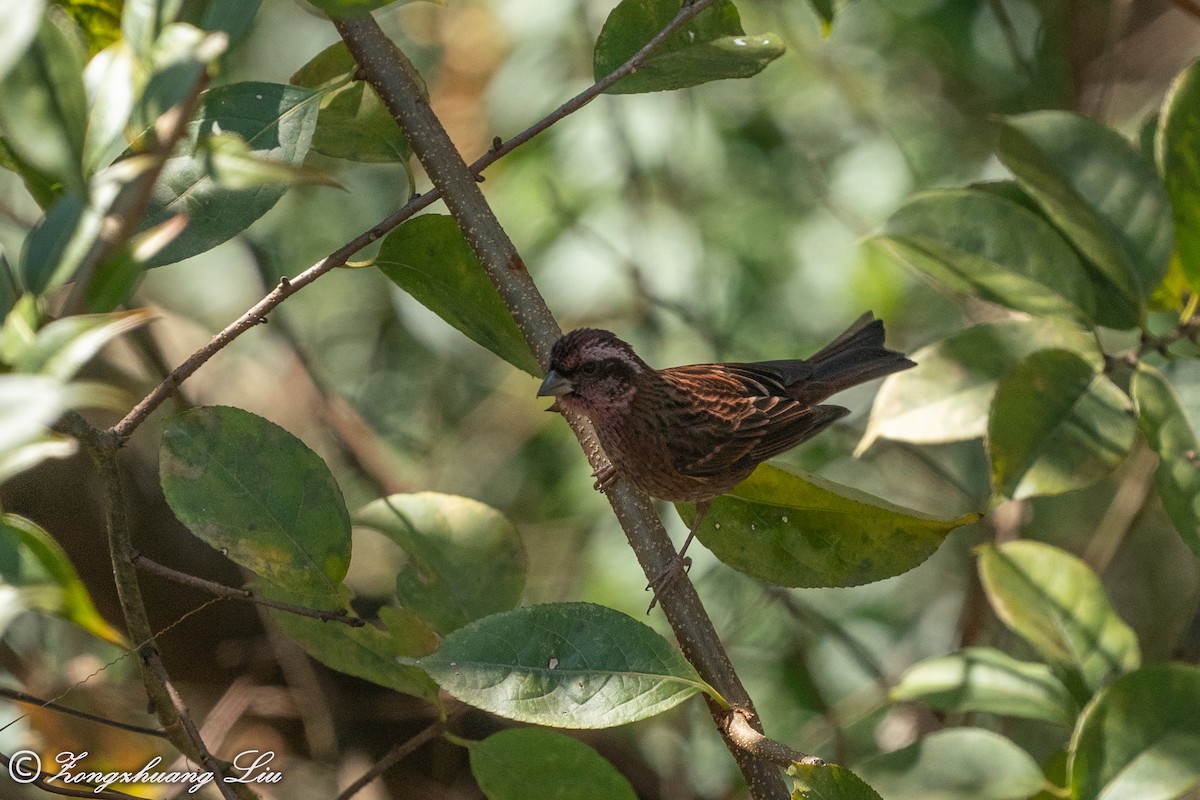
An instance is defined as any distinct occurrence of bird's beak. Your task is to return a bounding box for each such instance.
[538,369,574,397]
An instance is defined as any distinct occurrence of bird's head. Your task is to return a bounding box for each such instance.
[538,328,649,415]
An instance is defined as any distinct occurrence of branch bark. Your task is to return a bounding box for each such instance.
[63,413,254,800]
[334,10,791,797]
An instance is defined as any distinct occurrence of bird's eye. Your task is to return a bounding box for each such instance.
[580,362,600,376]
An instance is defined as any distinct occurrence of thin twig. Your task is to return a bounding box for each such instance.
[334,718,446,800]
[140,650,246,800]
[132,555,365,626]
[0,687,167,738]
[62,412,251,800]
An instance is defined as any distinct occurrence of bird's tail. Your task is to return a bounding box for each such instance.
[794,313,915,404]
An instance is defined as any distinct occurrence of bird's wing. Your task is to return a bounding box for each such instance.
[656,365,848,479]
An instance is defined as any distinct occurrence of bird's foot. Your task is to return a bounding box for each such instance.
[592,464,617,493]
[646,554,692,613]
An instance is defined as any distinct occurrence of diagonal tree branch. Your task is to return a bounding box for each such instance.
[333,8,792,797]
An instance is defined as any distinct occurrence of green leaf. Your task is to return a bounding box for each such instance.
[978,541,1140,694]
[0,375,72,456]
[122,0,184,59]
[290,41,413,163]
[11,308,154,380]
[859,319,1102,453]
[265,586,440,701]
[1131,364,1200,558]
[198,131,342,189]
[376,214,540,376]
[1157,58,1200,293]
[1069,663,1200,800]
[594,0,785,95]
[140,82,322,267]
[354,493,526,635]
[160,406,351,598]
[418,602,711,728]
[469,728,638,800]
[0,513,127,646]
[0,0,46,83]
[997,111,1173,328]
[988,349,1137,499]
[790,763,884,800]
[133,24,228,136]
[20,192,103,294]
[855,728,1047,800]
[0,250,16,318]
[82,41,138,173]
[59,0,122,54]
[873,189,1095,324]
[683,462,978,588]
[891,647,1077,726]
[0,8,89,197]
[200,0,263,46]
[304,0,423,19]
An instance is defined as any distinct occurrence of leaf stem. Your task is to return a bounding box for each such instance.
[132,554,366,626]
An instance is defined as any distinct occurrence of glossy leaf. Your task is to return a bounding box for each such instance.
[11,308,154,380]
[160,406,351,599]
[1131,364,1200,558]
[855,728,1046,800]
[858,319,1102,452]
[1157,57,1200,291]
[1069,663,1200,800]
[0,8,89,197]
[0,0,46,83]
[874,189,1095,323]
[997,111,1173,328]
[891,647,1076,726]
[989,349,1136,499]
[266,586,439,701]
[681,462,980,588]
[594,0,785,94]
[978,541,1140,694]
[469,728,638,800]
[790,763,884,800]
[140,82,322,267]
[376,214,540,376]
[419,602,711,728]
[0,513,126,646]
[354,493,526,635]
[290,41,413,163]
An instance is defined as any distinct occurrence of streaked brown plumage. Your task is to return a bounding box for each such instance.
[538,312,915,605]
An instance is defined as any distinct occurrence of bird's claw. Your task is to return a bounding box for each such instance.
[645,555,692,612]
[592,464,617,493]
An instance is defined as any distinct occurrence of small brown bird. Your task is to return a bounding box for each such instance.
[537,313,915,606]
